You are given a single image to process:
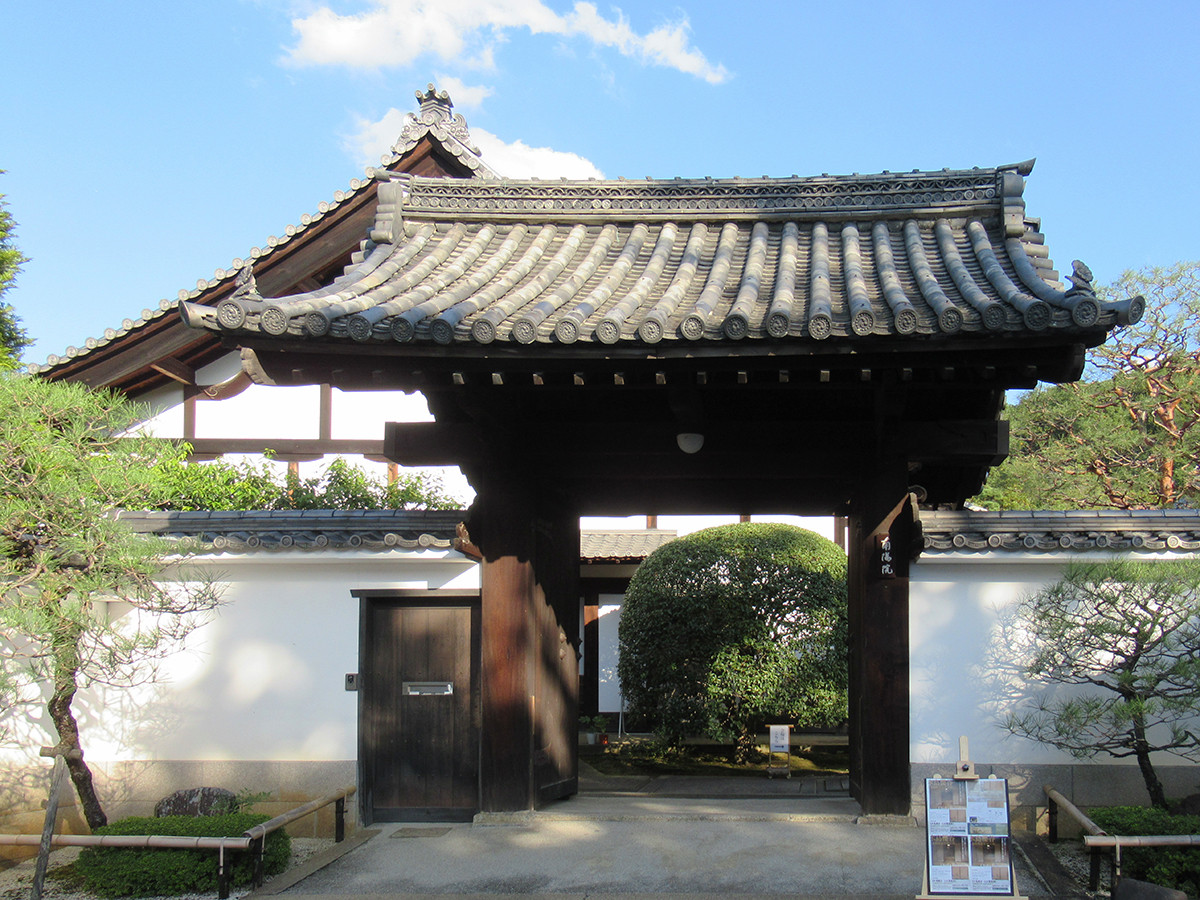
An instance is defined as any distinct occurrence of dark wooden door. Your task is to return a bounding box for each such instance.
[360,598,480,822]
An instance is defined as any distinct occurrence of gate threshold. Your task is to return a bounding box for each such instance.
[477,792,877,825]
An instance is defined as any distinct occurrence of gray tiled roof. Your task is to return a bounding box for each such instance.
[921,509,1200,553]
[116,510,673,560]
[115,509,463,553]
[180,161,1142,348]
[580,529,677,562]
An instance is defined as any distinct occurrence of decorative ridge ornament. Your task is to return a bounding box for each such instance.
[1066,260,1094,295]
[402,84,478,152]
[388,83,497,178]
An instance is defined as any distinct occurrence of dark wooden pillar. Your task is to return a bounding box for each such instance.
[466,481,579,813]
[580,588,600,717]
[847,461,914,816]
[531,502,580,805]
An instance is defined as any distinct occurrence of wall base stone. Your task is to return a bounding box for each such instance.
[1,759,357,868]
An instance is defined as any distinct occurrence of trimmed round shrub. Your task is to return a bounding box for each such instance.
[74,813,291,898]
[617,523,848,755]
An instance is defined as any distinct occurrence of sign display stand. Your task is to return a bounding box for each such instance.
[917,737,1027,900]
[767,724,791,778]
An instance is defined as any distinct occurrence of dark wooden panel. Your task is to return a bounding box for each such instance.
[361,600,479,822]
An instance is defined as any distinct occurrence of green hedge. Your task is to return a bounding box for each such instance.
[75,813,291,898]
[618,523,848,751]
[1089,806,1200,894]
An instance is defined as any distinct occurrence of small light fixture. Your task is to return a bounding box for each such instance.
[676,432,704,454]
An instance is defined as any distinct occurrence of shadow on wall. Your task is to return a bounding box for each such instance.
[909,564,1065,766]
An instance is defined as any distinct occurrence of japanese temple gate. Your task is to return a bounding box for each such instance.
[176,154,1138,817]
[25,87,1141,819]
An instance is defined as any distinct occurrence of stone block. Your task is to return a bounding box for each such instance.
[154,786,237,818]
[1112,877,1187,900]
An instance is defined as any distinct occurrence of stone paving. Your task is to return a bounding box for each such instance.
[260,770,1055,898]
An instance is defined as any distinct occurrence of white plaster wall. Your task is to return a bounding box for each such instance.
[909,550,1200,770]
[596,594,624,712]
[1,550,479,770]
[137,383,185,433]
[329,387,432,438]
[193,384,322,440]
[909,555,1065,767]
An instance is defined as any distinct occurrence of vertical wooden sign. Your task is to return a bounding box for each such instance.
[875,533,897,579]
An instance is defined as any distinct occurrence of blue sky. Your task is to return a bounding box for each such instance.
[4,0,1199,366]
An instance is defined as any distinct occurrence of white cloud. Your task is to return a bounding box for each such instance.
[346,108,605,179]
[285,0,728,84]
[472,127,605,179]
[432,74,494,109]
[345,108,410,165]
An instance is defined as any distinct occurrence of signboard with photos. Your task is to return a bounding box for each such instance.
[922,777,1017,896]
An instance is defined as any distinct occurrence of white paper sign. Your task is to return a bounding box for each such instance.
[769,725,790,753]
[925,778,1013,895]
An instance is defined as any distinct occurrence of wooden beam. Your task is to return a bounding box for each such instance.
[199,370,252,401]
[319,384,333,441]
[185,438,384,457]
[235,337,1103,393]
[384,422,487,466]
[383,419,1006,468]
[150,357,196,386]
[540,476,857,517]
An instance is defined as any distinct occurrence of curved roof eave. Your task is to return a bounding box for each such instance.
[182,162,1143,354]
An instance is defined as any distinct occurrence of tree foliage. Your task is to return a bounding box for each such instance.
[155,454,461,511]
[0,175,31,369]
[617,523,848,757]
[0,374,220,829]
[977,262,1200,509]
[1004,559,1200,809]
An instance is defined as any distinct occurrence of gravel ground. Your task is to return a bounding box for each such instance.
[0,838,334,900]
[1047,838,1112,898]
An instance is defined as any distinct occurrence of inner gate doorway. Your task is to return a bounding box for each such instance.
[182,162,1138,819]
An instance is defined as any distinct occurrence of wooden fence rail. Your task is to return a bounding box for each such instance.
[1045,784,1200,891]
[0,786,356,900]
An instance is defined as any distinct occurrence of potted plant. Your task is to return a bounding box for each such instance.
[579,715,597,745]
[593,715,610,747]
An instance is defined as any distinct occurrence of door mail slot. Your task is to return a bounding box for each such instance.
[402,681,454,696]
